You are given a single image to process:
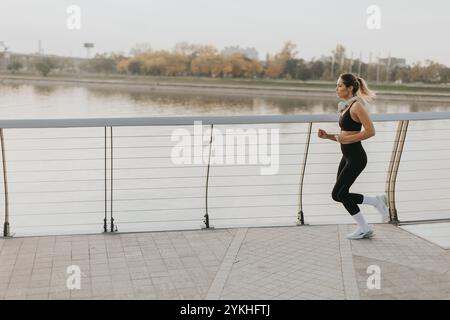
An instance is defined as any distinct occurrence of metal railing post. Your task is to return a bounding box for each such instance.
[0,128,10,237]
[203,124,214,229]
[104,126,108,233]
[385,121,402,223]
[297,122,312,226]
[110,126,116,232]
[386,120,409,224]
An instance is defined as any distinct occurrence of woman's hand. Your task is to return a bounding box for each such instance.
[318,129,328,139]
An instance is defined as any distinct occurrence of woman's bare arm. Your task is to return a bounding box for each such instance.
[326,133,338,141]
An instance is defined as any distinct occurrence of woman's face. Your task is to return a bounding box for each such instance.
[336,78,353,99]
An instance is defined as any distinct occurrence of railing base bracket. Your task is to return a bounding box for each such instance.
[295,222,309,226]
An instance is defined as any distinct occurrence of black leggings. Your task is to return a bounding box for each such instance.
[332,142,367,216]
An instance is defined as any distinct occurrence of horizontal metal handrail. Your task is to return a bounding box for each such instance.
[1,111,450,128]
[1,111,450,237]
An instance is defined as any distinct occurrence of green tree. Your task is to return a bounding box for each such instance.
[8,61,23,74]
[296,59,312,80]
[391,66,411,83]
[284,59,298,79]
[310,60,325,79]
[35,57,58,77]
[439,67,450,83]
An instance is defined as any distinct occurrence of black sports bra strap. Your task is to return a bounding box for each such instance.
[342,99,357,116]
[348,99,357,109]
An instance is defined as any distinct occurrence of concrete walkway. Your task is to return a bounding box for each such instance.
[1,224,450,300]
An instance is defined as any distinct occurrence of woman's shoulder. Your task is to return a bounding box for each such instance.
[351,99,368,112]
[350,99,370,121]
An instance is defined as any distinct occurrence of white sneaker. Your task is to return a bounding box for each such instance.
[346,227,374,240]
[375,194,389,223]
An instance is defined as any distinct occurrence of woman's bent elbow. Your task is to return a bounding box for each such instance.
[367,130,375,138]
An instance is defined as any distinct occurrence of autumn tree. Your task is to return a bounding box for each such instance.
[117,59,131,74]
[128,59,144,74]
[164,52,189,76]
[265,41,299,79]
[111,42,450,83]
[173,42,198,64]
[278,41,298,63]
[410,62,423,82]
[190,47,222,76]
[222,53,244,77]
[265,57,283,78]
[422,60,444,83]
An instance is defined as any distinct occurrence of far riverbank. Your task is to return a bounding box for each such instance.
[2,73,450,104]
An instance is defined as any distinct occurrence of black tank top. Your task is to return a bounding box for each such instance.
[339,101,361,131]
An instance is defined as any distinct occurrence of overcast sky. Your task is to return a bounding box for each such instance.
[0,0,449,65]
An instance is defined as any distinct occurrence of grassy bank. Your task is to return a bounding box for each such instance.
[1,72,450,96]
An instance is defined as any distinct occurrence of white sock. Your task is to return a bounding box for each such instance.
[362,195,378,206]
[352,212,370,232]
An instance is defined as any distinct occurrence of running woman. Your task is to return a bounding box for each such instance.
[318,73,389,240]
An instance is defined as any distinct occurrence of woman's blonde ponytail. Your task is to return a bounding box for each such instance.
[340,73,376,103]
[356,76,376,103]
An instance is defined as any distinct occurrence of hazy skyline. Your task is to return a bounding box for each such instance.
[1,0,449,65]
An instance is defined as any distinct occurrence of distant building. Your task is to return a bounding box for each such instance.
[221,46,259,60]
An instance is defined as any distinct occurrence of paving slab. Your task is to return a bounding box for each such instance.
[1,224,449,299]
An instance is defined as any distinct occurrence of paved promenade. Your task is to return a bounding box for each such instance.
[1,224,449,300]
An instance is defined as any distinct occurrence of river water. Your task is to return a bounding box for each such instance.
[0,83,449,236]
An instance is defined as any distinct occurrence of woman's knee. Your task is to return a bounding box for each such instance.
[331,189,342,202]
